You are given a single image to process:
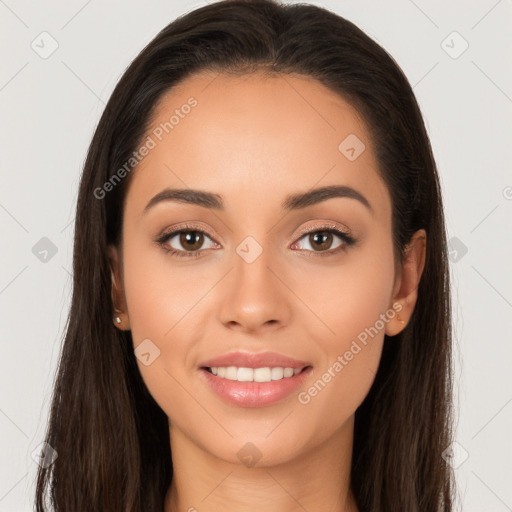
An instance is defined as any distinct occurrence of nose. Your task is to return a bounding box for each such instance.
[217,244,292,334]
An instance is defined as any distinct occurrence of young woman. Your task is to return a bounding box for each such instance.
[34,1,456,510]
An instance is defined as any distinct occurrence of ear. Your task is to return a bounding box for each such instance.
[385,229,427,337]
[107,244,130,330]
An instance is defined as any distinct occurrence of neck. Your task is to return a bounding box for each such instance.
[164,415,358,512]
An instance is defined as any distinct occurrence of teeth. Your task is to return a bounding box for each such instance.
[209,366,302,382]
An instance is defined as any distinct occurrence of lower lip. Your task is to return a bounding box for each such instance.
[199,366,313,408]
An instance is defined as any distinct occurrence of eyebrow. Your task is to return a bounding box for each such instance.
[142,185,373,215]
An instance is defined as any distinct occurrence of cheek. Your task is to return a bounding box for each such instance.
[292,237,395,417]
[122,232,206,342]
[120,235,212,416]
[292,233,395,350]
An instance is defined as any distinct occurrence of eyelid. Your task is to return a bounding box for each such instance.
[293,221,352,240]
[157,221,351,243]
[157,222,219,241]
[156,220,356,257]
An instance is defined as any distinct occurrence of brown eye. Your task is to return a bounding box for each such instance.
[157,227,218,258]
[308,231,335,251]
[178,231,204,251]
[293,228,353,254]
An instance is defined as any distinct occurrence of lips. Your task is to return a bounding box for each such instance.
[199,351,312,371]
[199,363,314,407]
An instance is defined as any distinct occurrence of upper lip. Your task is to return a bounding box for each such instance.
[199,351,312,370]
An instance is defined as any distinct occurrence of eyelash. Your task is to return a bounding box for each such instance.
[155,223,357,259]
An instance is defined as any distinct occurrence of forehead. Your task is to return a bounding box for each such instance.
[124,71,390,220]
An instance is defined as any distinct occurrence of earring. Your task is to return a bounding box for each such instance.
[114,316,122,325]
[397,315,405,325]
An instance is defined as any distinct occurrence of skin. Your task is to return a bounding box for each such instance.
[108,71,426,512]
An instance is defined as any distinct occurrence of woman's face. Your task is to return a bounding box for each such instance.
[109,71,419,466]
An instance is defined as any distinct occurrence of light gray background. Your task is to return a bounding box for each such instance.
[1,0,511,510]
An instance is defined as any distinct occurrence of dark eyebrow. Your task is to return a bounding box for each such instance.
[281,185,373,213]
[143,189,224,214]
[142,185,373,215]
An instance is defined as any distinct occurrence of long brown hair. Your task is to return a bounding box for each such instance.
[34,1,455,510]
